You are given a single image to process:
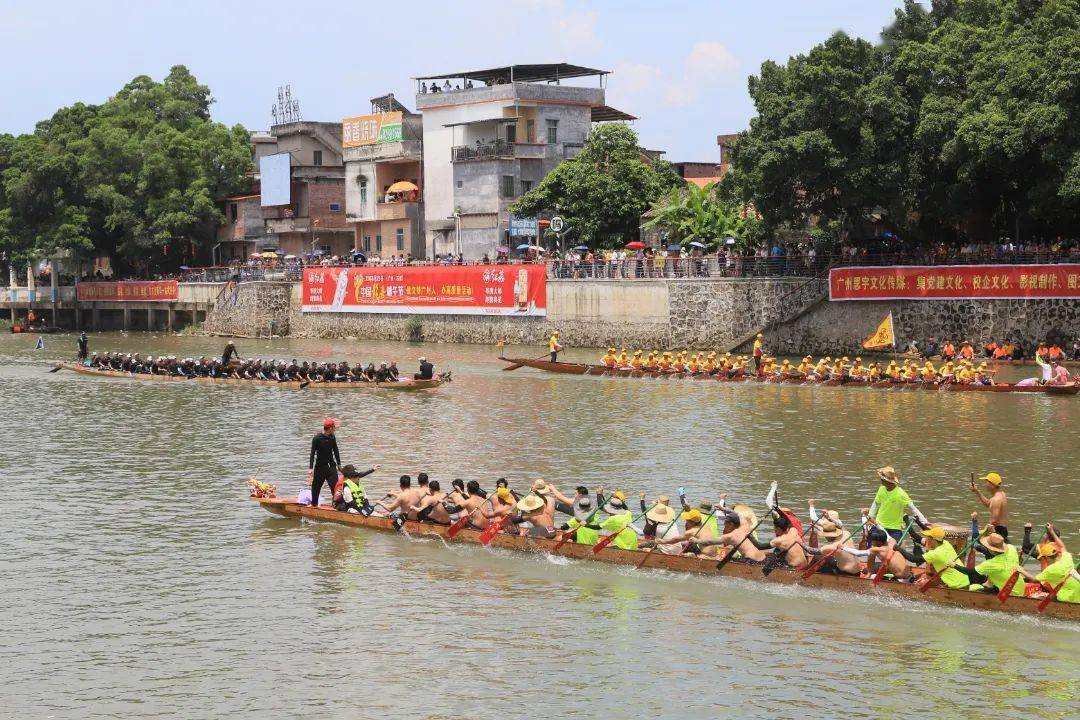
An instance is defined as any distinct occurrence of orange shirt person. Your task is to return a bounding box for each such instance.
[1048,344,1064,360]
[941,341,955,360]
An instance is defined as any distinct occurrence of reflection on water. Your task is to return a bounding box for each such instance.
[0,332,1076,719]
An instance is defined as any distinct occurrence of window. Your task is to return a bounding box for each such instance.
[506,123,516,144]
[456,180,463,189]
[358,177,368,207]
[313,150,323,166]
[526,119,535,143]
[363,235,371,251]
[500,175,515,198]
[546,119,558,144]
[329,202,341,212]
[396,228,405,251]
[376,234,382,251]
[520,180,533,194]
[229,203,238,222]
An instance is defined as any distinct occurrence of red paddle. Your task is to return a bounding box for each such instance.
[872,520,915,586]
[478,517,509,545]
[1038,558,1080,612]
[447,497,492,538]
[801,518,870,580]
[997,536,1047,605]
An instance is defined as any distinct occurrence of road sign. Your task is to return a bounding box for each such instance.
[509,216,538,237]
[550,216,564,232]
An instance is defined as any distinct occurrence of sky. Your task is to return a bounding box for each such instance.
[0,0,913,161]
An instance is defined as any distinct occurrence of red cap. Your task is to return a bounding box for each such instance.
[323,417,339,430]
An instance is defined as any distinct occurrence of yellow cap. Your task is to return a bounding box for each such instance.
[1037,542,1059,559]
[923,526,947,542]
[496,487,513,503]
[608,347,616,353]
[612,491,626,501]
[979,472,1002,486]
[681,509,703,523]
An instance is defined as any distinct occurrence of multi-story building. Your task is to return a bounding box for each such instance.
[414,64,633,259]
[259,121,351,258]
[342,94,425,259]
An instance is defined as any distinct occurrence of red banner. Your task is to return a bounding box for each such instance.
[829,264,1080,301]
[302,265,547,316]
[76,281,179,302]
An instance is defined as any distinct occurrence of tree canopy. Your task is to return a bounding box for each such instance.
[642,182,762,251]
[0,66,252,273]
[730,0,1080,244]
[509,123,683,247]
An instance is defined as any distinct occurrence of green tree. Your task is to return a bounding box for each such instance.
[1,66,252,273]
[642,183,753,250]
[509,123,682,247]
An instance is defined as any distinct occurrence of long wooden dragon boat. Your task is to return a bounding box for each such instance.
[56,362,446,390]
[499,357,1079,396]
[252,496,1078,621]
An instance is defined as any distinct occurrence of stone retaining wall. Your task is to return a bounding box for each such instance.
[205,277,1079,352]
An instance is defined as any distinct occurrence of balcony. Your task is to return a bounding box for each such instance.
[451,138,513,162]
[376,201,419,221]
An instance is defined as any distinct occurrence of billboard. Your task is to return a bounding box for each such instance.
[342,112,403,148]
[77,281,179,302]
[829,264,1080,301]
[260,153,291,207]
[509,216,538,237]
[302,265,547,316]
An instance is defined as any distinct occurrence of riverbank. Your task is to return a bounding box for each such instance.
[201,278,1080,355]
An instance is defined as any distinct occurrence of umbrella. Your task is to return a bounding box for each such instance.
[515,243,532,250]
[689,241,706,248]
[724,237,738,246]
[179,265,190,270]
[667,244,681,253]
[497,246,510,253]
[625,241,646,250]
[386,181,419,193]
[284,254,297,259]
[574,245,589,251]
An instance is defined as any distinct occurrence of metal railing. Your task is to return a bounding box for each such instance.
[451,139,513,162]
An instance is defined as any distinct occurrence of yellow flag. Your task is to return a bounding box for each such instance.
[862,312,895,350]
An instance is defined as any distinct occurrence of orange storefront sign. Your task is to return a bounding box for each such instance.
[76,281,179,302]
[302,265,547,316]
[829,265,1080,301]
[341,112,403,148]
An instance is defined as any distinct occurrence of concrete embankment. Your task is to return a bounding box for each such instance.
[201,278,1080,353]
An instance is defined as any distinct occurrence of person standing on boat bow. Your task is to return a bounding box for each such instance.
[867,466,928,545]
[970,471,1008,539]
[549,330,562,362]
[308,418,342,507]
[222,341,239,366]
[77,332,89,361]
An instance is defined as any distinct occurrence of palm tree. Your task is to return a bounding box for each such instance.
[643,183,747,250]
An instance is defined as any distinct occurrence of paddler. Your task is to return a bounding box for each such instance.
[512,480,557,537]
[796,355,813,376]
[477,487,517,530]
[918,525,972,590]
[372,475,424,519]
[864,527,911,580]
[616,348,630,368]
[695,503,769,561]
[411,480,451,524]
[850,357,866,379]
[752,333,764,371]
[559,494,600,545]
[1016,526,1079,603]
[549,330,563,362]
[222,340,239,366]
[630,350,645,369]
[307,417,342,507]
[956,532,1026,596]
[703,352,718,374]
[970,471,1008,539]
[596,491,641,550]
[602,347,617,367]
[867,466,928,544]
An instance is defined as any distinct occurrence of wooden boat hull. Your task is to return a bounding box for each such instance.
[252,497,1077,621]
[57,362,445,390]
[499,357,1078,395]
[13,325,62,334]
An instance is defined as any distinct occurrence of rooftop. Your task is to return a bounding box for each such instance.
[414,63,609,85]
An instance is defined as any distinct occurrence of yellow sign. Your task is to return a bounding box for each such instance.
[862,312,895,350]
[342,112,403,148]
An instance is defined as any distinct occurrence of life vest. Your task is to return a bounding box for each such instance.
[942,343,955,357]
[344,478,365,505]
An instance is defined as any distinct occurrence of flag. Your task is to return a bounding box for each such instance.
[862,312,895,350]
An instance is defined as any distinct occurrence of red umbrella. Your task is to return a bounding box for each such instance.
[625,241,646,250]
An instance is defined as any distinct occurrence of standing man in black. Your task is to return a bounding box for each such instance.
[77,332,89,361]
[308,418,342,507]
[222,341,239,366]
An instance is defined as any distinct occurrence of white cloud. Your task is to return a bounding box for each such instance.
[555,10,600,53]
[613,62,661,94]
[665,40,740,107]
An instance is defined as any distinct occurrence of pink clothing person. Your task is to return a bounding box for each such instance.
[1049,363,1071,385]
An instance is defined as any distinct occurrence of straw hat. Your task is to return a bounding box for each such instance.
[819,520,843,539]
[646,505,677,524]
[876,466,900,485]
[573,497,594,521]
[516,494,545,512]
[982,533,1007,554]
[733,504,757,528]
[531,480,552,495]
[603,493,628,514]
[656,495,670,506]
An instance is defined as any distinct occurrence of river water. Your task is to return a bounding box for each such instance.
[1,332,1077,719]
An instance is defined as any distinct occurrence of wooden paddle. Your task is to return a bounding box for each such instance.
[592,503,656,554]
[48,364,64,373]
[965,506,979,568]
[717,512,770,573]
[638,504,702,570]
[500,353,551,371]
[1037,557,1080,612]
[872,519,916,585]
